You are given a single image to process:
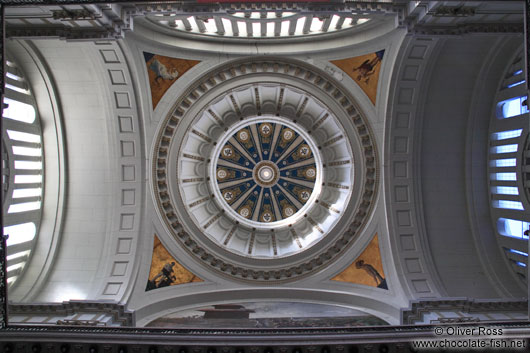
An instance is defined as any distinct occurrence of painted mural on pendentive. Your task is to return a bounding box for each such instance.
[145,235,202,291]
[331,233,388,289]
[143,52,200,110]
[330,50,385,105]
[146,301,389,328]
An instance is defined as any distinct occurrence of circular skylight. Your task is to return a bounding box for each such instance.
[210,117,322,229]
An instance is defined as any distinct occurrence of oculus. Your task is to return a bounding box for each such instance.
[210,117,322,229]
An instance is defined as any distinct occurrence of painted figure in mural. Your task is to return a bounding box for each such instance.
[149,58,179,84]
[352,50,385,84]
[355,259,388,289]
[146,261,177,290]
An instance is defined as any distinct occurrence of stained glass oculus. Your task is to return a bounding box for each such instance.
[211,117,322,228]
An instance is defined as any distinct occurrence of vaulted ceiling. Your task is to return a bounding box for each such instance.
[2,1,527,326]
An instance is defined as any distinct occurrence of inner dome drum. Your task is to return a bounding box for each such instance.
[210,117,322,229]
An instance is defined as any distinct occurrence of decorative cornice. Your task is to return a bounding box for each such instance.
[409,23,524,36]
[401,298,528,325]
[6,26,123,41]
[1,321,530,347]
[9,301,134,327]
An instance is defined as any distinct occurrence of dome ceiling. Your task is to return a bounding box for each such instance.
[212,117,321,228]
[153,58,378,282]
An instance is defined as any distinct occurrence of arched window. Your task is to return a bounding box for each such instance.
[2,59,43,287]
[145,11,371,38]
[488,50,528,283]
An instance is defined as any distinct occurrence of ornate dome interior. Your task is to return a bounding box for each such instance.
[1,0,529,337]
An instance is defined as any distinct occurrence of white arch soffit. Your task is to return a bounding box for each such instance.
[134,288,401,327]
[6,39,67,301]
[384,36,446,299]
[88,39,145,303]
[131,14,398,55]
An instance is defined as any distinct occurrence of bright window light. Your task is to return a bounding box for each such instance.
[203,19,217,34]
[2,98,36,123]
[294,17,305,35]
[237,21,246,36]
[357,18,369,25]
[267,12,276,19]
[12,146,41,156]
[507,80,525,88]
[491,173,516,181]
[8,201,41,214]
[490,144,518,154]
[187,16,199,32]
[6,130,41,143]
[513,69,523,76]
[233,12,245,18]
[497,218,530,239]
[506,248,528,257]
[492,129,522,140]
[6,250,30,261]
[310,17,324,32]
[266,21,275,36]
[514,261,527,268]
[491,158,516,167]
[12,188,42,199]
[497,96,529,118]
[4,222,36,246]
[14,161,42,170]
[250,12,261,19]
[7,277,17,285]
[5,83,29,95]
[14,174,42,184]
[252,22,260,36]
[492,186,519,195]
[6,72,22,81]
[7,262,24,273]
[329,15,340,30]
[493,200,524,210]
[280,20,290,36]
[221,18,232,36]
[174,19,184,29]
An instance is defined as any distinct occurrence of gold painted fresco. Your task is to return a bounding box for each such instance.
[146,235,202,291]
[331,233,388,289]
[144,52,200,110]
[330,50,385,105]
